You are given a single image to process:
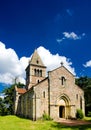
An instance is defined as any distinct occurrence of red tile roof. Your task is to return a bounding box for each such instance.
[17,88,26,94]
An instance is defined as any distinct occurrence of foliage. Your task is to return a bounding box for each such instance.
[87,111,91,117]
[0,98,5,115]
[76,109,84,119]
[42,112,52,120]
[0,82,25,115]
[76,76,91,116]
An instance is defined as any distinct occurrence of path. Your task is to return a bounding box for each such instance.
[55,118,91,126]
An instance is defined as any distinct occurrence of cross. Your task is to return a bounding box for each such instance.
[60,62,64,66]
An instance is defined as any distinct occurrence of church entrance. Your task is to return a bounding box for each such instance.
[59,106,65,118]
[56,95,70,119]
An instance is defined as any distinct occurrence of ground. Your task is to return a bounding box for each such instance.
[55,118,91,126]
[0,116,91,130]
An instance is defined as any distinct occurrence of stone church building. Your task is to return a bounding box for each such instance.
[14,50,85,120]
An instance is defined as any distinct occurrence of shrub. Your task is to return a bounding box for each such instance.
[42,112,52,120]
[76,109,84,119]
[87,111,91,117]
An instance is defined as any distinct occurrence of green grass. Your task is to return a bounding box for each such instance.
[0,116,91,130]
[83,117,91,121]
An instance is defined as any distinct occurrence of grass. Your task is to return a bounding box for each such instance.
[0,116,91,130]
[84,117,91,121]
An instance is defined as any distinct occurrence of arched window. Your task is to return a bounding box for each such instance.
[37,80,40,83]
[43,91,45,98]
[80,96,82,109]
[76,94,78,100]
[61,76,65,85]
[39,70,42,77]
[36,59,39,64]
[34,69,36,76]
[36,69,39,76]
[34,69,42,77]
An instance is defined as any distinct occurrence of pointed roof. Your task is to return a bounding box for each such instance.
[49,65,75,77]
[29,50,46,67]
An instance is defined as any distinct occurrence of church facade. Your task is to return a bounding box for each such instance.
[14,50,85,120]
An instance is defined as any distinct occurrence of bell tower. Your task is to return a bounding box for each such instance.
[25,50,46,90]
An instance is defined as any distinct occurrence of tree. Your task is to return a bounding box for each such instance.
[76,76,91,116]
[0,98,4,115]
[3,82,25,115]
[0,97,7,115]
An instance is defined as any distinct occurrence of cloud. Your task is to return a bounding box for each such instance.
[37,46,76,75]
[56,32,85,43]
[83,60,91,67]
[0,42,76,86]
[56,38,64,43]
[0,42,30,84]
[63,32,81,40]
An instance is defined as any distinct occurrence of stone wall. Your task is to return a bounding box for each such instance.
[48,66,84,119]
[34,78,49,119]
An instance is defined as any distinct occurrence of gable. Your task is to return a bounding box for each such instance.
[49,66,75,79]
[50,66,74,77]
[48,66,75,87]
[29,50,46,67]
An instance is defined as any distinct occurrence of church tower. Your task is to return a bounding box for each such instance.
[25,50,46,90]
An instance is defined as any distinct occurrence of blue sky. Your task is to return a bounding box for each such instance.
[0,0,91,92]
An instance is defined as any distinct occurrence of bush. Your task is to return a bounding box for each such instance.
[42,112,52,120]
[76,109,84,119]
[87,111,91,117]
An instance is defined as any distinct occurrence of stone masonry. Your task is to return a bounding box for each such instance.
[14,50,85,120]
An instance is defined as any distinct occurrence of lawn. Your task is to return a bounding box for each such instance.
[0,116,91,130]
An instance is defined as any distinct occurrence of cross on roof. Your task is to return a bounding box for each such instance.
[60,62,64,66]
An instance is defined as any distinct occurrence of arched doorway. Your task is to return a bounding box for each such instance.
[56,94,70,119]
[59,99,65,118]
[59,106,65,118]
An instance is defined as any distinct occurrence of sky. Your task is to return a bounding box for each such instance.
[0,0,91,92]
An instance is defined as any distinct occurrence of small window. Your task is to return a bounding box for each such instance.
[36,60,39,64]
[39,70,42,77]
[80,96,82,109]
[36,69,39,76]
[37,80,40,83]
[76,94,78,100]
[43,91,45,98]
[34,69,36,76]
[61,76,65,85]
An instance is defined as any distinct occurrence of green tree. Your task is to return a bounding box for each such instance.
[3,82,25,115]
[76,76,91,116]
[0,97,4,115]
[0,97,7,115]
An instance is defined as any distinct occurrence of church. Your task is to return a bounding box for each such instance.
[14,50,85,120]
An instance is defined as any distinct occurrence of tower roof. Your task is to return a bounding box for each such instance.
[29,50,46,67]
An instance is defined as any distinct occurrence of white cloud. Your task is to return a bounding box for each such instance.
[37,46,76,75]
[56,32,85,43]
[63,32,81,40]
[0,42,30,84]
[56,39,63,43]
[0,42,76,86]
[83,60,91,67]
[56,37,65,43]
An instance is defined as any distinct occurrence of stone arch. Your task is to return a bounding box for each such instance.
[55,94,71,118]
